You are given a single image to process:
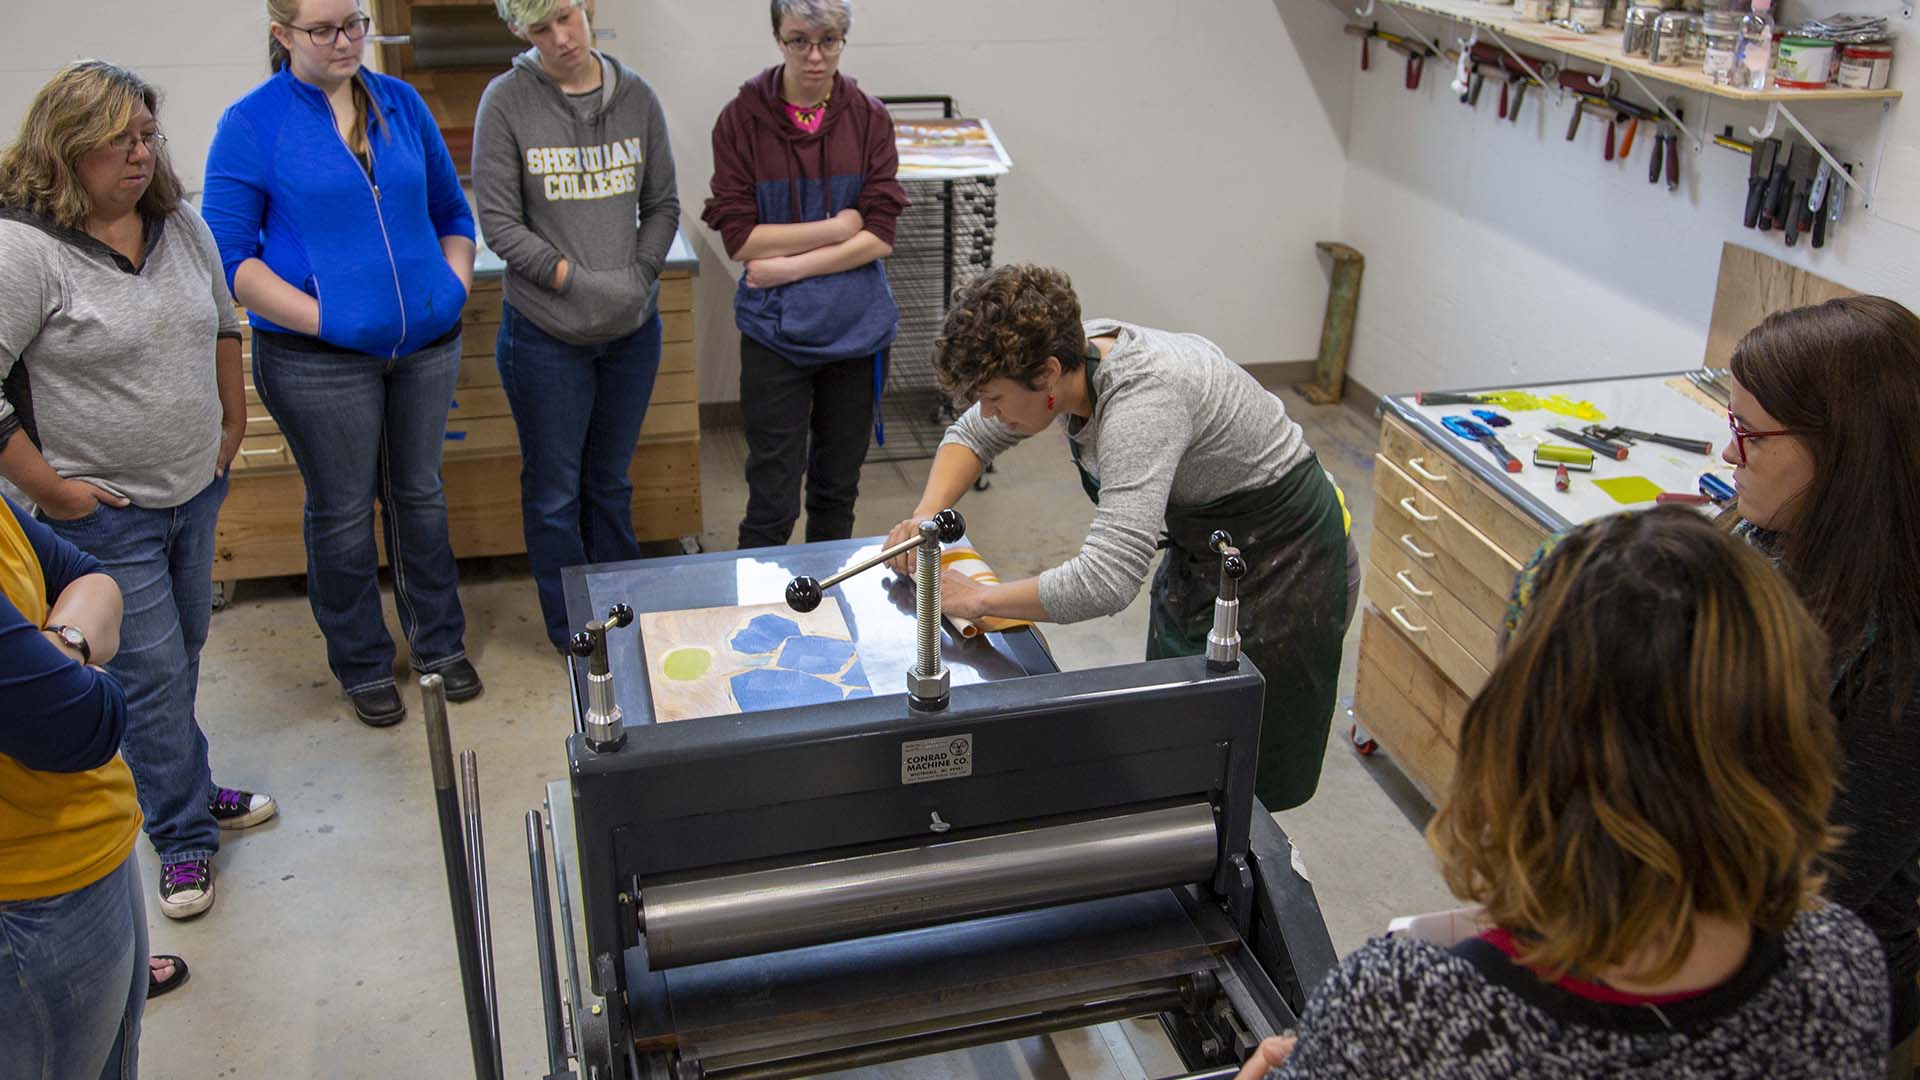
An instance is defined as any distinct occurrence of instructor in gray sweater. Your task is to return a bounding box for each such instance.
[888,265,1360,811]
[473,0,679,651]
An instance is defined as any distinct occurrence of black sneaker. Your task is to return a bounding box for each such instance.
[350,685,407,727]
[434,658,484,702]
[209,785,277,830]
[159,859,214,920]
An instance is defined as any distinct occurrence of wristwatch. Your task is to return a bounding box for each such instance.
[45,624,90,663]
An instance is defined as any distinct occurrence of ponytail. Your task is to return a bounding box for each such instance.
[269,34,290,72]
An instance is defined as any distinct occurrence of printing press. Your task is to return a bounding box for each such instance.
[422,513,1338,1080]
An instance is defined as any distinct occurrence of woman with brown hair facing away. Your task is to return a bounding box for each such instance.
[0,60,275,924]
[888,264,1357,812]
[202,0,481,727]
[1238,508,1887,1078]
[1721,295,1920,1075]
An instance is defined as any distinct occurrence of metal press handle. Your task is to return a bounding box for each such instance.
[1406,456,1449,483]
[1399,534,1436,560]
[1389,606,1429,634]
[1394,570,1434,598]
[1398,497,1439,524]
[525,811,568,1078]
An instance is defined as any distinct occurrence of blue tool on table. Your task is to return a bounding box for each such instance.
[1470,408,1512,428]
[1441,415,1523,473]
[1699,473,1736,503]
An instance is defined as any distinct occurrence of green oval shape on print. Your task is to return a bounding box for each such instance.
[662,647,712,681]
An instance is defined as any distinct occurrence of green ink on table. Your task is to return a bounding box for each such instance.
[662,647,712,681]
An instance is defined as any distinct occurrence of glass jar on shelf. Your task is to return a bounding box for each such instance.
[1702,9,1742,83]
[1651,9,1692,64]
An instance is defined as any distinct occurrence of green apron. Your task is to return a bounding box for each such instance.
[1070,353,1350,811]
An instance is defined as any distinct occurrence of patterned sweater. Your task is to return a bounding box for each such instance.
[1272,905,1888,1078]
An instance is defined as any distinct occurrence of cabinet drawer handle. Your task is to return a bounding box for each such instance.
[1407,456,1449,483]
[1394,570,1434,598]
[1399,534,1435,560]
[240,446,284,457]
[1398,496,1439,524]
[1388,606,1429,634]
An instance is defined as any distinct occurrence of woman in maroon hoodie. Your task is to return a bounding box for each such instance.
[703,0,907,549]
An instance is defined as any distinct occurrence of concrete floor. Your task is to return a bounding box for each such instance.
[138,386,1458,1078]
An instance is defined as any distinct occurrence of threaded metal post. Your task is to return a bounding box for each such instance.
[916,528,941,678]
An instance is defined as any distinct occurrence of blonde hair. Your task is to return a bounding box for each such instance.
[0,60,183,230]
[495,0,580,30]
[265,0,384,156]
[1428,507,1840,983]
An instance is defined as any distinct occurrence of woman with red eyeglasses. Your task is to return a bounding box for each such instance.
[1723,294,1920,1077]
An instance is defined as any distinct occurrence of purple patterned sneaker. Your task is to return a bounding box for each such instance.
[159,859,214,920]
[209,785,277,830]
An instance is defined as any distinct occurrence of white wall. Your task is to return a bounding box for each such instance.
[0,3,270,199]
[604,0,1358,401]
[1331,0,1920,396]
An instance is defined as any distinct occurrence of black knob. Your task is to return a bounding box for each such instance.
[932,508,966,543]
[568,631,597,658]
[1209,530,1235,552]
[1222,553,1248,580]
[786,576,823,612]
[606,603,634,628]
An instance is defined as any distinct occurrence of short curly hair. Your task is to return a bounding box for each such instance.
[933,264,1086,403]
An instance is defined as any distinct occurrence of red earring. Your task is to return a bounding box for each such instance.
[1045,394,1055,411]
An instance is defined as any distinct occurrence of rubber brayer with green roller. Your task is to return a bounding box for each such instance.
[1534,444,1596,470]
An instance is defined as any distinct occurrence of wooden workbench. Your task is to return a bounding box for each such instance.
[1353,372,1732,803]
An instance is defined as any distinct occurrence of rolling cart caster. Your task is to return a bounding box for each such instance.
[1349,722,1378,757]
[679,535,704,555]
[210,580,231,612]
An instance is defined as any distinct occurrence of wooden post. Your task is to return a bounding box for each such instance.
[1296,242,1365,405]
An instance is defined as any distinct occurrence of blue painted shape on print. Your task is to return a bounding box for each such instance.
[730,667,846,712]
[776,635,856,676]
[730,614,799,655]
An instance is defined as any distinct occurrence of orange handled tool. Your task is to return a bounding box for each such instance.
[1618,117,1638,158]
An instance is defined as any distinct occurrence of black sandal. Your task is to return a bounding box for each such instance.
[147,954,190,1000]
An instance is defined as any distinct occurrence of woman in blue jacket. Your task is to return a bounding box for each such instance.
[204,0,483,726]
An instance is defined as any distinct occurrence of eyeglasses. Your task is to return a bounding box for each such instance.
[106,132,167,156]
[1726,408,1792,465]
[287,13,372,46]
[779,34,845,56]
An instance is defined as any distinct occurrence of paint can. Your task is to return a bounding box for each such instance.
[1774,36,1836,88]
[1836,41,1894,90]
[1570,0,1609,27]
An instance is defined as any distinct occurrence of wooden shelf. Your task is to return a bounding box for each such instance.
[1365,0,1903,103]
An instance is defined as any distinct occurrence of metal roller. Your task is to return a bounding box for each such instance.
[639,802,1220,969]
[406,7,524,70]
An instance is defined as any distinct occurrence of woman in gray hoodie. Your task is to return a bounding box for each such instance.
[473,0,679,651]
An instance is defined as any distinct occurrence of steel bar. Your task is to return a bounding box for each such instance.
[422,675,499,1080]
[812,533,927,593]
[460,751,505,1080]
[525,811,568,1077]
[638,802,1219,969]
[703,987,1194,1080]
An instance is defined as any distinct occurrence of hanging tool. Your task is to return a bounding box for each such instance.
[1510,73,1529,123]
[1442,415,1523,473]
[1782,147,1819,246]
[1548,425,1630,460]
[1586,425,1715,455]
[1647,98,1681,190]
[1830,164,1851,227]
[1760,143,1794,231]
[1618,115,1639,159]
[1498,75,1510,118]
[1807,160,1833,248]
[1744,138,1780,228]
[1406,49,1425,90]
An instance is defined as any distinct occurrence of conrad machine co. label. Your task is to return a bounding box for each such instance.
[901,734,974,784]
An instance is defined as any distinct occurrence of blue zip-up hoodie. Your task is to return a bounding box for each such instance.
[202,68,475,358]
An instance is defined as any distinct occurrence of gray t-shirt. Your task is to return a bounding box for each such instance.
[0,204,241,508]
[941,319,1312,623]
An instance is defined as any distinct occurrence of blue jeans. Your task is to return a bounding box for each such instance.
[42,474,225,866]
[0,854,146,1080]
[252,333,468,693]
[496,302,663,647]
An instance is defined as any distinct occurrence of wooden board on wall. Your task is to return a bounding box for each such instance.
[1704,244,1857,370]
